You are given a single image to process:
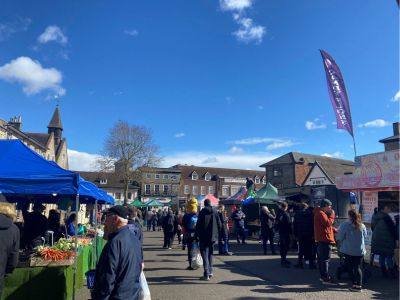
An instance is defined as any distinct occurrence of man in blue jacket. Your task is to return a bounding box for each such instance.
[93,205,142,300]
[231,205,246,244]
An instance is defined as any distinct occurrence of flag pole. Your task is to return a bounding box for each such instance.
[352,135,357,160]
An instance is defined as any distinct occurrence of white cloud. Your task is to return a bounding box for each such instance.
[161,151,276,170]
[0,17,31,41]
[358,119,390,128]
[124,29,138,37]
[0,56,65,96]
[220,0,253,11]
[68,149,101,171]
[266,140,296,150]
[229,146,243,153]
[231,137,280,145]
[321,152,344,159]
[38,25,68,45]
[233,16,266,44]
[391,90,400,102]
[174,132,185,138]
[305,120,327,130]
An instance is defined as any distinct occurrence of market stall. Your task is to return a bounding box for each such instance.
[0,140,113,300]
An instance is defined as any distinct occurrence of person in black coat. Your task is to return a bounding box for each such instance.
[0,203,19,299]
[195,199,222,280]
[260,206,276,255]
[162,209,177,249]
[276,202,292,267]
[22,202,47,249]
[293,202,315,269]
[93,206,142,300]
[217,204,231,255]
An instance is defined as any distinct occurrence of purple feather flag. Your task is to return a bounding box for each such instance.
[320,50,354,137]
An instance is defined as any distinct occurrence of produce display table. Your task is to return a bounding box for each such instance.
[82,237,106,275]
[1,252,83,300]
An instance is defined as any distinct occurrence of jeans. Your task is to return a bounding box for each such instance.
[163,232,174,248]
[186,236,194,266]
[236,227,245,243]
[262,230,275,254]
[218,237,229,254]
[279,234,290,262]
[176,229,182,244]
[200,242,215,276]
[147,222,152,231]
[379,255,395,269]
[298,236,313,264]
[344,255,363,286]
[317,242,332,279]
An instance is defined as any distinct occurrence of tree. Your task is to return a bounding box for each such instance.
[98,120,160,204]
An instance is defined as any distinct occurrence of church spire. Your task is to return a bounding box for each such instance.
[47,105,63,131]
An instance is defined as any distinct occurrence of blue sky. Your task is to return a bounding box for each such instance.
[0,0,398,171]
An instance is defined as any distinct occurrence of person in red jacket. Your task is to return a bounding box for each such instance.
[314,199,336,284]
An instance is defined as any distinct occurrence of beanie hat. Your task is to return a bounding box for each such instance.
[320,199,332,208]
[185,197,198,213]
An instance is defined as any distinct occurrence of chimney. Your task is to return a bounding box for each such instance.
[9,116,22,131]
[393,122,400,136]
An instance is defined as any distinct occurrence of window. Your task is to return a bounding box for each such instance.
[273,168,282,177]
[154,184,160,194]
[275,183,284,189]
[222,186,229,196]
[262,176,266,184]
[170,175,177,181]
[204,172,211,181]
[201,186,206,195]
[191,171,198,180]
[172,184,178,194]
[100,179,107,185]
[146,173,152,179]
[163,184,169,194]
[192,185,199,195]
[163,174,169,180]
[231,186,239,196]
[114,192,121,199]
[208,186,214,195]
[184,185,190,195]
[254,176,260,184]
[128,193,132,200]
[155,174,160,180]
[145,184,151,195]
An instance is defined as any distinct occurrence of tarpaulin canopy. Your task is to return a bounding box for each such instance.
[203,194,219,206]
[130,199,146,207]
[255,183,280,204]
[145,199,165,207]
[0,140,114,204]
[220,187,247,205]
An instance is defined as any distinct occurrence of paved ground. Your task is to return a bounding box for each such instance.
[78,230,399,300]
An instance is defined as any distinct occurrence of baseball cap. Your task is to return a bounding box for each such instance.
[320,199,332,208]
[106,205,129,220]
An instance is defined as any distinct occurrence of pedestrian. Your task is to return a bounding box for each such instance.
[92,205,142,300]
[182,197,198,269]
[338,210,368,292]
[260,206,276,255]
[175,211,182,245]
[276,202,292,267]
[314,198,336,284]
[66,213,77,237]
[231,205,246,244]
[293,202,315,269]
[218,204,231,255]
[0,203,19,299]
[22,202,47,249]
[47,209,63,242]
[151,210,158,232]
[371,204,398,278]
[194,199,222,281]
[127,205,143,244]
[146,210,153,231]
[162,208,176,249]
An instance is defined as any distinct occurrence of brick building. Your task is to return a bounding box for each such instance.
[171,165,265,203]
[260,152,354,216]
[139,167,181,202]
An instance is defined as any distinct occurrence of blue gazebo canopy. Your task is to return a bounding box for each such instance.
[0,140,114,204]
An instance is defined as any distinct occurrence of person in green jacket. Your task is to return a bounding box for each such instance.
[371,204,398,278]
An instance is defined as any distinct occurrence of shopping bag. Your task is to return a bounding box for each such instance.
[190,242,203,269]
[139,271,151,300]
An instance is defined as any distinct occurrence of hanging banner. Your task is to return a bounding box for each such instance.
[320,50,354,137]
